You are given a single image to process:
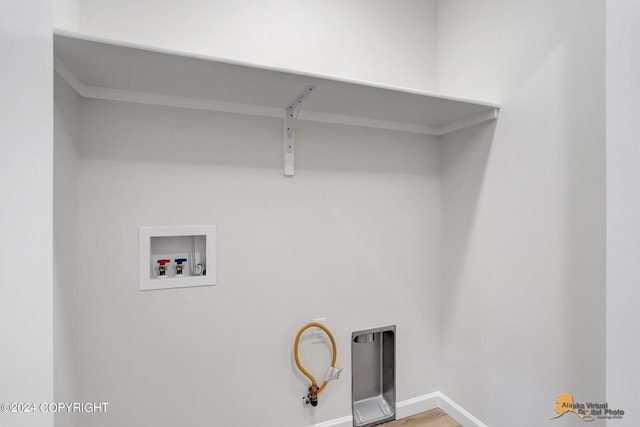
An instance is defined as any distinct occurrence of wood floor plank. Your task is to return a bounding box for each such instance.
[381,408,462,427]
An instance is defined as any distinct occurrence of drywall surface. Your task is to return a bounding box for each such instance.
[606,1,640,425]
[438,1,606,426]
[0,0,54,426]
[75,0,439,92]
[69,99,441,427]
[54,0,79,30]
[54,75,81,427]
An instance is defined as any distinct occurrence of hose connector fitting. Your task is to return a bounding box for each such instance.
[306,384,319,407]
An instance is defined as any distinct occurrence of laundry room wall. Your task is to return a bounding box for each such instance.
[1,1,54,426]
[54,0,79,30]
[606,0,640,425]
[54,74,81,427]
[60,100,442,427]
[69,0,440,92]
[438,1,606,425]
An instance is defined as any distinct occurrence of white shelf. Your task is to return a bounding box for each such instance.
[53,30,499,137]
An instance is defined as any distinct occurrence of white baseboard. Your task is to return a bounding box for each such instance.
[437,392,488,427]
[310,415,353,427]
[308,391,486,427]
[396,392,440,419]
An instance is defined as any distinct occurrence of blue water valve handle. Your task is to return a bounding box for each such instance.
[175,258,187,264]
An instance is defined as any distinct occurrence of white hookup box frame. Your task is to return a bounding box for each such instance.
[139,225,216,291]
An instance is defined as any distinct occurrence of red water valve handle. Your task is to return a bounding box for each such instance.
[157,259,171,266]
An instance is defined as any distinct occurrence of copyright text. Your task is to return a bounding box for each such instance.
[1,402,109,413]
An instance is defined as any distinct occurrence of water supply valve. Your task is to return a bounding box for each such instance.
[157,259,170,277]
[304,385,319,407]
[174,258,187,275]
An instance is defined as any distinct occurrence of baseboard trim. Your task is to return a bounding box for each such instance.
[308,392,486,427]
[396,392,440,419]
[437,392,488,427]
[310,415,353,427]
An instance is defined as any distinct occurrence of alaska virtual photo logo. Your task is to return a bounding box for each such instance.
[551,393,625,421]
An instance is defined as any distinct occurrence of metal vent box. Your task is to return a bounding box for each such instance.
[352,325,396,427]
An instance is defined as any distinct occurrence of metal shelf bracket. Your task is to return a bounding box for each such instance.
[284,85,315,176]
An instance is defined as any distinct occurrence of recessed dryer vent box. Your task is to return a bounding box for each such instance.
[352,325,396,427]
[139,225,216,291]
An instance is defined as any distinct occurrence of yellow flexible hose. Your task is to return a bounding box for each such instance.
[294,322,337,394]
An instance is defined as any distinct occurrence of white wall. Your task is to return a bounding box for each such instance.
[0,1,54,426]
[54,0,79,31]
[438,1,605,426]
[606,1,640,425]
[54,75,81,427]
[61,99,442,427]
[73,0,439,92]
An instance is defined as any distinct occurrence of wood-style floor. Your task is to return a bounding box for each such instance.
[381,408,462,427]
